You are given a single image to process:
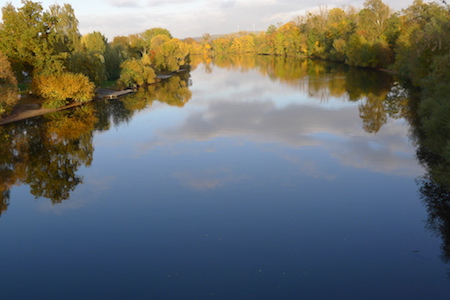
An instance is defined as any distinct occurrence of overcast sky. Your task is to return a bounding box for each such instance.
[3,0,416,40]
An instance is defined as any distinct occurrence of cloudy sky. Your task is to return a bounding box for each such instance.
[3,0,415,40]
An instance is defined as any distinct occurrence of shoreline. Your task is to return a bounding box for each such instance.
[0,101,86,126]
[0,88,128,126]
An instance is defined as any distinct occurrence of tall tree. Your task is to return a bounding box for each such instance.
[81,31,107,54]
[49,3,80,53]
[0,0,66,76]
[359,0,392,41]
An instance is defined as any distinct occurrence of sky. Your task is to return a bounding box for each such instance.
[2,0,416,40]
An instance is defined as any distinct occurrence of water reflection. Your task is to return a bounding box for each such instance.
[409,90,450,272]
[0,56,438,214]
[1,55,449,294]
[0,74,193,214]
[0,106,96,207]
[0,57,412,213]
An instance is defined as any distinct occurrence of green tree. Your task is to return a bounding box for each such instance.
[0,0,67,76]
[49,3,81,53]
[104,43,128,81]
[67,51,107,85]
[358,0,392,41]
[118,58,156,87]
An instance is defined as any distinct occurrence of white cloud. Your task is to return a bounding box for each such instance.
[106,0,142,8]
[1,0,416,39]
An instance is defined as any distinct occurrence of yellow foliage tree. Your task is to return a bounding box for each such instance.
[152,39,190,72]
[33,72,95,108]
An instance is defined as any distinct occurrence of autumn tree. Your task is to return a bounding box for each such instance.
[150,34,171,51]
[230,35,256,53]
[141,27,173,51]
[395,0,450,85]
[0,52,18,116]
[152,38,190,73]
[81,31,107,54]
[212,37,232,53]
[32,72,95,108]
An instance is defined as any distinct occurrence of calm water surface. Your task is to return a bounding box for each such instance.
[1,58,449,299]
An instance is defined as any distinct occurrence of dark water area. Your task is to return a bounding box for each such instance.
[1,57,449,299]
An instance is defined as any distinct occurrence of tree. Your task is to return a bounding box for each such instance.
[118,58,156,87]
[212,37,232,53]
[150,34,171,51]
[358,0,392,41]
[75,32,108,84]
[140,27,173,51]
[104,43,127,81]
[49,3,81,53]
[0,51,18,116]
[32,72,95,108]
[81,31,107,54]
[230,35,255,53]
[151,39,190,72]
[0,1,67,76]
[395,0,450,85]
[67,51,107,85]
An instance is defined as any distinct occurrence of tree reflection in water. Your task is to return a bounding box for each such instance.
[0,73,193,214]
[0,58,448,282]
[0,106,97,207]
[409,86,450,274]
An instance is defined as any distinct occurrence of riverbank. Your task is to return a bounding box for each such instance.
[0,88,131,126]
[0,99,85,126]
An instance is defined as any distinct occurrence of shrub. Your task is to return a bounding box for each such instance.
[33,72,95,108]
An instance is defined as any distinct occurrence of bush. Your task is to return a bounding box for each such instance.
[33,72,95,108]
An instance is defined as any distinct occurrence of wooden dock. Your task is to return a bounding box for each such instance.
[96,88,134,99]
[157,74,173,79]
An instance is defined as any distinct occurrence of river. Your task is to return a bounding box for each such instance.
[0,56,449,299]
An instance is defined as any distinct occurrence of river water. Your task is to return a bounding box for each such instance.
[0,57,449,299]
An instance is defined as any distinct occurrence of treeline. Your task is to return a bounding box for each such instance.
[0,0,449,119]
[188,0,449,169]
[192,0,449,85]
[0,1,190,115]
